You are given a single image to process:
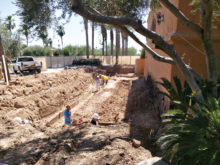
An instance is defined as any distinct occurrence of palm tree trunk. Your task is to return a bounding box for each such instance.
[125,34,128,56]
[84,18,89,59]
[61,36,63,49]
[26,36,28,47]
[92,21,95,58]
[115,28,120,65]
[105,39,107,56]
[121,32,125,56]
[110,28,114,56]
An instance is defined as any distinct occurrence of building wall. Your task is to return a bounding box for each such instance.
[145,0,220,87]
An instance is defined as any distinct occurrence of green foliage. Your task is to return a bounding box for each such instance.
[23,46,51,56]
[140,48,145,59]
[0,21,21,58]
[190,0,220,21]
[158,97,220,165]
[196,79,220,101]
[157,77,192,112]
[72,59,101,66]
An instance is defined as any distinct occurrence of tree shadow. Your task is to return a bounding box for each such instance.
[124,76,162,156]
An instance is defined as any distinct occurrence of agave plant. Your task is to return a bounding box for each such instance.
[158,97,220,165]
[157,76,193,112]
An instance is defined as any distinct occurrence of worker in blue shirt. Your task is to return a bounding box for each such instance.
[64,105,72,126]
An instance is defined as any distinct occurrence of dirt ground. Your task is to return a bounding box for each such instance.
[0,67,161,165]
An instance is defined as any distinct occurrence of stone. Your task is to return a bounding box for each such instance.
[26,84,33,87]
[14,101,25,108]
[132,139,141,148]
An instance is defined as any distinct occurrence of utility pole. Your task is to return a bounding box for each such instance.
[0,34,11,84]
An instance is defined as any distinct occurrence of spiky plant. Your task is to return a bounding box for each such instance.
[157,76,192,112]
[158,97,220,165]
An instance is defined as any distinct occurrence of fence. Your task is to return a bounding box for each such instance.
[34,55,140,69]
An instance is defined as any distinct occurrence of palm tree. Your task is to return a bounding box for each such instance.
[83,18,89,59]
[110,28,114,57]
[91,21,95,58]
[56,25,65,49]
[38,26,48,47]
[125,34,128,56]
[121,32,125,56]
[5,15,15,32]
[115,28,120,65]
[20,24,30,46]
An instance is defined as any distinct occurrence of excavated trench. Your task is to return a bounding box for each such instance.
[0,67,161,165]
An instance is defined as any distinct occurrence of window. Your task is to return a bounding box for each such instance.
[18,57,34,62]
[157,12,164,25]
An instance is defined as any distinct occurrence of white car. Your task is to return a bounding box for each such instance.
[13,56,42,74]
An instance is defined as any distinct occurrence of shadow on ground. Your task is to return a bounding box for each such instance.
[124,76,163,155]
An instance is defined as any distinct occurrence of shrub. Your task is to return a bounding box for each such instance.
[23,46,51,56]
[157,76,193,112]
[158,97,220,164]
[140,48,145,59]
[72,59,101,66]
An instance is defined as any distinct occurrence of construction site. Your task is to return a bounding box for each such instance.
[0,65,163,165]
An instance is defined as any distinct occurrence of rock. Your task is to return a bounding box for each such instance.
[14,101,25,108]
[50,139,58,145]
[137,157,169,165]
[26,84,33,87]
[132,139,141,148]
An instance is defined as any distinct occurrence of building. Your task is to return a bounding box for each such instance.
[144,0,220,112]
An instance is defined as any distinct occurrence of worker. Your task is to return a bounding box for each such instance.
[90,113,100,126]
[64,105,72,126]
[95,75,100,91]
[104,75,109,85]
[100,74,105,86]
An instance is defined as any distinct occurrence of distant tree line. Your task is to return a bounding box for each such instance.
[22,45,138,57]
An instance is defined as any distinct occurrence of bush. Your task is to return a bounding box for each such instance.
[72,59,101,66]
[158,97,220,164]
[157,77,220,164]
[140,48,145,59]
[23,46,51,56]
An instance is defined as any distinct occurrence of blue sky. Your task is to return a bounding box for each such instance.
[0,0,148,52]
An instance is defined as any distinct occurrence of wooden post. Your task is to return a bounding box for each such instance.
[0,34,11,84]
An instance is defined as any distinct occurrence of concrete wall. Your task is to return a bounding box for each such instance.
[34,56,140,69]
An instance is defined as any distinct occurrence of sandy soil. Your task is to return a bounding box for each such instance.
[0,67,160,165]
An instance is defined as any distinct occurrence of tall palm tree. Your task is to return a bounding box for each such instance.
[21,24,30,46]
[5,15,15,32]
[56,25,65,49]
[38,26,48,47]
[110,28,114,57]
[91,21,95,58]
[125,34,128,56]
[115,28,120,65]
[83,18,89,59]
[121,32,125,56]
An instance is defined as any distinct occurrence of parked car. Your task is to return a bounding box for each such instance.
[13,56,42,74]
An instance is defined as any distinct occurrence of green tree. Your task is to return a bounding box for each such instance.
[4,15,16,32]
[20,24,31,46]
[56,25,65,49]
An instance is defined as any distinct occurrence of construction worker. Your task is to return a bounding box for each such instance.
[95,75,100,91]
[64,105,72,126]
[90,113,100,126]
[104,75,109,85]
[99,74,105,86]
